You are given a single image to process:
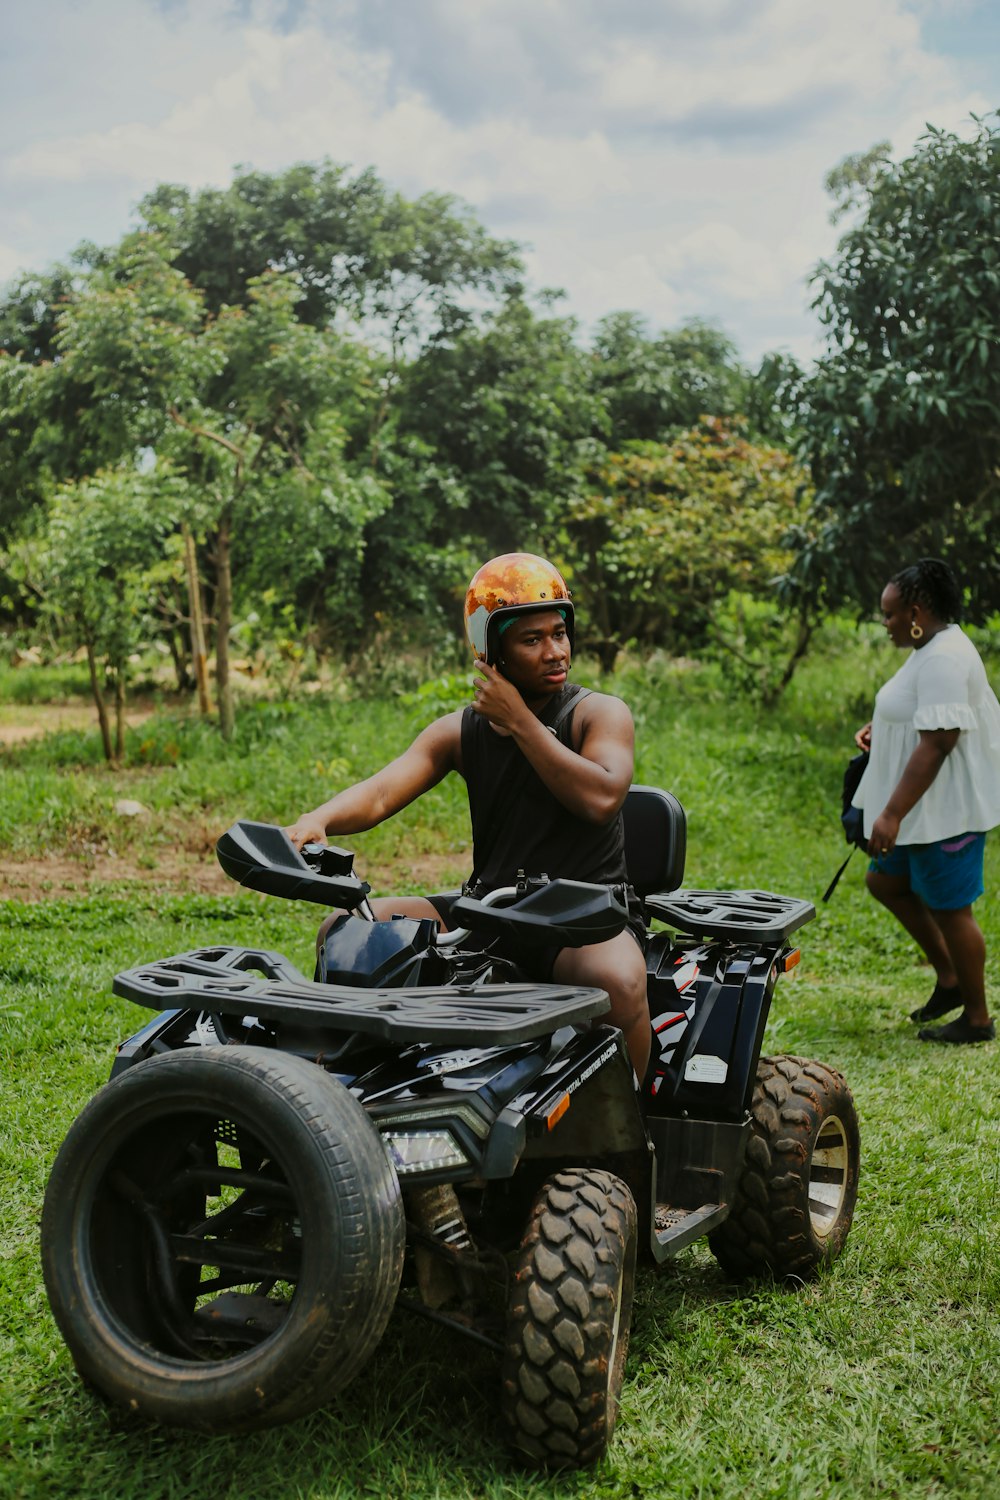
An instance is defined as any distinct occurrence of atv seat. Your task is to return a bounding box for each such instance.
[622,785,687,899]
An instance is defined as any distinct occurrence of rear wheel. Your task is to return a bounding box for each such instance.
[709,1054,860,1280]
[41,1047,405,1431]
[501,1168,637,1469]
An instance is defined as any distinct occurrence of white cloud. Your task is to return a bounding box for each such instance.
[7,20,623,217]
[522,234,687,332]
[662,223,789,303]
[0,242,25,283]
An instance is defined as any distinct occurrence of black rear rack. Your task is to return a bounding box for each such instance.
[644,889,815,942]
[113,946,610,1046]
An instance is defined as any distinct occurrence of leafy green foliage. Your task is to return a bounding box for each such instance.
[400,670,478,722]
[555,418,810,676]
[9,465,183,758]
[0,357,56,548]
[48,239,395,735]
[53,231,212,451]
[590,313,751,445]
[347,297,608,650]
[0,251,111,549]
[823,139,892,223]
[790,114,1000,616]
[393,296,605,543]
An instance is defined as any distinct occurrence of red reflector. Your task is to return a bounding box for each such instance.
[781,949,801,972]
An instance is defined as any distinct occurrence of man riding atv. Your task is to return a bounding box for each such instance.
[41,555,859,1469]
[286,552,651,1079]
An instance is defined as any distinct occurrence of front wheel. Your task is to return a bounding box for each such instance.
[41,1046,405,1431]
[709,1054,860,1280]
[501,1168,637,1469]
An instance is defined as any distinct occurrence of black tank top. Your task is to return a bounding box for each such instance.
[460,685,629,892]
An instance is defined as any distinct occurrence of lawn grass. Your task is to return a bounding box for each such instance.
[1,633,998,1500]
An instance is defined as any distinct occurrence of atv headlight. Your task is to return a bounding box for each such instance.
[380,1129,469,1176]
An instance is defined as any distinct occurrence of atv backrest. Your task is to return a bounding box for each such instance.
[623,784,687,898]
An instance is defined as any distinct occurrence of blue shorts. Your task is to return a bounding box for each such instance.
[869,833,986,910]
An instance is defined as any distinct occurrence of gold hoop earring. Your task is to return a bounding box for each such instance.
[910,621,924,641]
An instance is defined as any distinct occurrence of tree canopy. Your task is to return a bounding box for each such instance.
[787,113,1000,617]
[554,417,809,678]
[137,161,524,348]
[590,313,753,447]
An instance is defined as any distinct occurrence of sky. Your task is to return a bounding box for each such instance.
[0,0,996,366]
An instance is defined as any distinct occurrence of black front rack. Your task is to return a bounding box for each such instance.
[113,946,610,1046]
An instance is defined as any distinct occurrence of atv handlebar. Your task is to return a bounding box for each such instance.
[216,821,372,909]
[216,822,631,949]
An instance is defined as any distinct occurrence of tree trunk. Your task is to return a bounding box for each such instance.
[114,669,126,762]
[215,508,235,740]
[597,640,619,673]
[166,626,192,695]
[85,637,114,764]
[763,610,817,707]
[183,522,212,716]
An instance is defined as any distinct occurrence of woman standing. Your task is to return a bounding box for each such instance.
[852,558,1000,1044]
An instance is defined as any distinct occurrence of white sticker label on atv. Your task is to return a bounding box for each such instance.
[684,1053,728,1084]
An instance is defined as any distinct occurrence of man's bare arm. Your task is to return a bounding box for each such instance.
[285,711,463,848]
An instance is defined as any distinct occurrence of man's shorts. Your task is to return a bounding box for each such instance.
[427,885,646,982]
[869,832,986,910]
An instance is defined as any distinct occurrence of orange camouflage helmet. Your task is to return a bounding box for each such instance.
[464,553,574,664]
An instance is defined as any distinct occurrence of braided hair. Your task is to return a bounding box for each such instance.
[891,558,962,623]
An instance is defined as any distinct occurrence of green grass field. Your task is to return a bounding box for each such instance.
[1,636,997,1500]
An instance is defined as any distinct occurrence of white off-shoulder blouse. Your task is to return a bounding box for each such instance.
[853,624,1000,843]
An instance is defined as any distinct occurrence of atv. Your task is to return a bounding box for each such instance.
[40,786,859,1469]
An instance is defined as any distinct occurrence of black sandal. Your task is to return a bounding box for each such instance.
[909,982,962,1023]
[918,1015,995,1044]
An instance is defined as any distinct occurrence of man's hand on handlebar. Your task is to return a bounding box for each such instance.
[285,815,329,850]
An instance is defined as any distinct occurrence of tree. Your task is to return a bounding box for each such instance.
[0,356,51,546]
[823,141,892,223]
[17,466,179,761]
[743,350,807,446]
[53,234,389,735]
[358,297,605,644]
[0,161,523,587]
[787,114,1000,617]
[0,251,124,553]
[0,252,102,362]
[553,417,812,693]
[137,162,524,349]
[589,314,752,446]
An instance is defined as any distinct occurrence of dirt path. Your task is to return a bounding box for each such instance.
[0,703,154,746]
[0,847,462,903]
[0,850,233,902]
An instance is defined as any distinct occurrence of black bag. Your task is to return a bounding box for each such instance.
[822,749,870,903]
[840,750,869,849]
